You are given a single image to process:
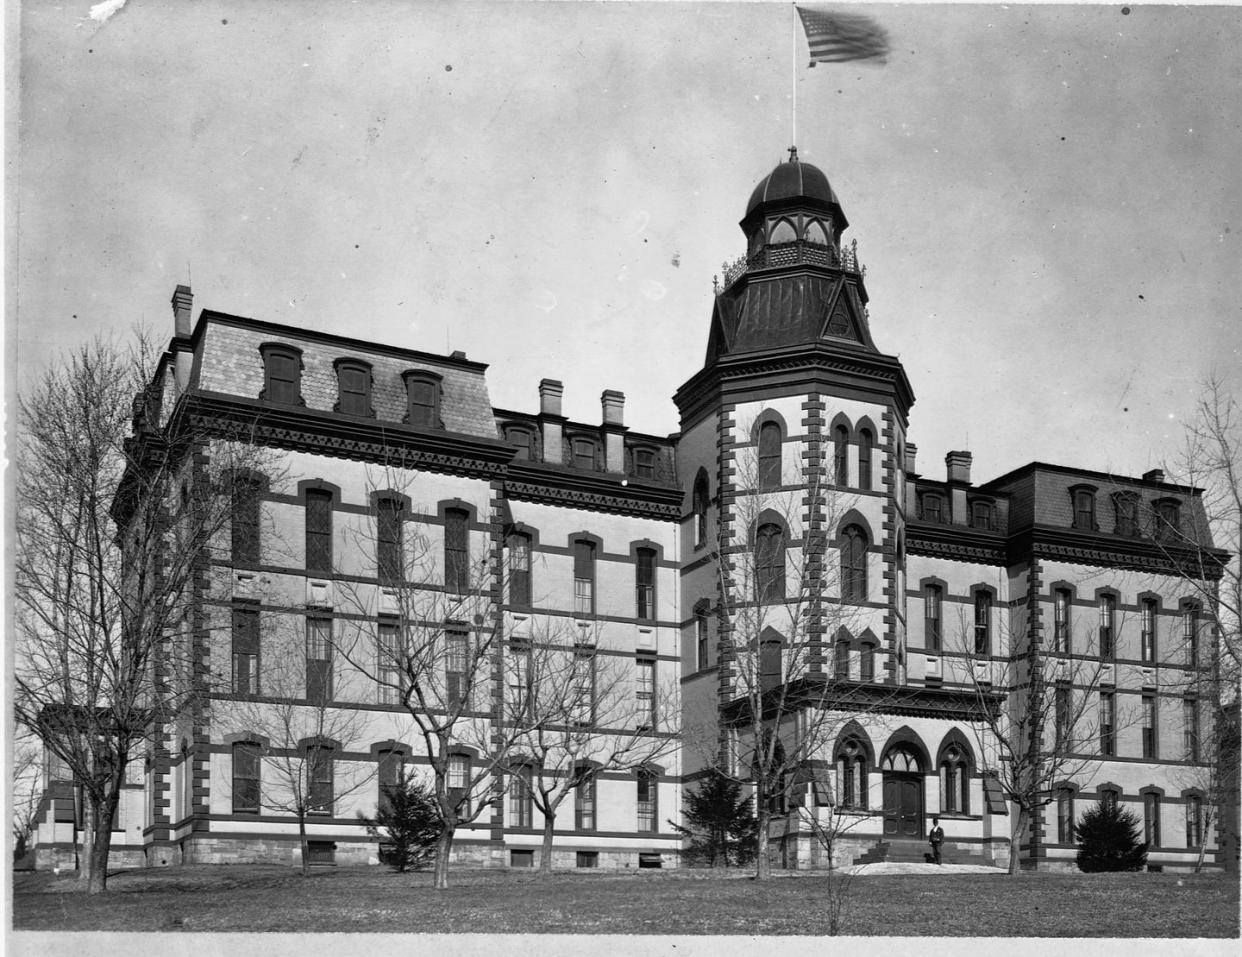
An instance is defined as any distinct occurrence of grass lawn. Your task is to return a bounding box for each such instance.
[11,864,1239,937]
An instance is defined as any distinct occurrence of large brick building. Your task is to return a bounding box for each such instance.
[32,152,1228,873]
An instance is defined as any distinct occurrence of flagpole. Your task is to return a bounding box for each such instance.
[791,4,798,151]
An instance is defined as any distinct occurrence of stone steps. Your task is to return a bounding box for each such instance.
[856,840,985,866]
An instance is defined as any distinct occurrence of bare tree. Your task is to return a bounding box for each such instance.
[705,418,896,880]
[13,337,274,893]
[12,735,44,865]
[956,591,1129,875]
[502,615,680,874]
[332,465,522,889]
[218,615,378,875]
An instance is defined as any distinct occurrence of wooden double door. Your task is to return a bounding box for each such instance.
[882,772,924,839]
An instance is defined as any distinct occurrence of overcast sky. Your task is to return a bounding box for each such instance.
[14,1,1242,484]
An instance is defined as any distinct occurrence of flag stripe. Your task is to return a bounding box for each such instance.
[796,6,890,65]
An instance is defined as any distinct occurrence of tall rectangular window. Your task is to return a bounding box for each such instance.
[1144,793,1161,848]
[304,489,333,575]
[1186,796,1203,847]
[507,533,532,607]
[378,749,403,814]
[1098,595,1116,659]
[1184,699,1200,761]
[405,374,440,429]
[1054,589,1071,654]
[508,641,532,723]
[1100,692,1116,756]
[635,548,656,620]
[261,346,301,405]
[446,628,469,710]
[1055,685,1072,751]
[335,361,371,416]
[974,592,992,656]
[1142,696,1158,759]
[925,584,942,651]
[308,747,334,816]
[857,429,873,489]
[1073,488,1096,530]
[833,425,849,486]
[232,604,260,694]
[757,422,781,490]
[573,541,595,615]
[306,617,332,705]
[570,647,595,726]
[575,775,596,830]
[509,765,533,828]
[444,509,469,594]
[637,769,657,832]
[1184,605,1200,668]
[377,621,402,705]
[1056,788,1075,844]
[448,754,470,818]
[377,499,403,585]
[231,478,261,564]
[1141,599,1158,663]
[232,743,260,813]
[696,609,710,672]
[636,656,656,728]
[756,524,786,602]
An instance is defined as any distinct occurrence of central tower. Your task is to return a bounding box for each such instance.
[675,149,915,789]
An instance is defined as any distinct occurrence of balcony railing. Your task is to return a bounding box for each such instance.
[715,239,865,293]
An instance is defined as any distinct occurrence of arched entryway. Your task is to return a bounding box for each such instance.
[881,744,925,839]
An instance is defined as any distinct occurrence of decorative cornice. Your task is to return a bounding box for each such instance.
[504,480,681,520]
[723,677,1004,724]
[907,521,1008,565]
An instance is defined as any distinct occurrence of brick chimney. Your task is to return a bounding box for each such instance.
[1142,468,1165,484]
[601,390,627,471]
[904,442,918,474]
[171,285,193,338]
[946,451,973,485]
[538,379,565,464]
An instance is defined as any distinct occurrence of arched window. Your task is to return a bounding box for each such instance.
[755,523,785,602]
[881,746,922,774]
[1070,485,1097,531]
[804,220,829,245]
[836,739,868,810]
[834,425,850,485]
[859,639,876,682]
[570,437,599,471]
[759,630,783,692]
[857,428,873,489]
[840,524,868,602]
[259,343,303,405]
[692,470,710,548]
[939,743,970,814]
[758,422,781,490]
[334,358,373,417]
[769,218,797,244]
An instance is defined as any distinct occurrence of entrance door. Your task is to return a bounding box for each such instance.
[882,772,923,838]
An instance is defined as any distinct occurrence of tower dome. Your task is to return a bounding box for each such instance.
[743,147,848,229]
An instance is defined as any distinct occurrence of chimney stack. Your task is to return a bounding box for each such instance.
[539,379,564,417]
[171,285,193,338]
[904,443,918,474]
[601,390,625,427]
[946,450,973,485]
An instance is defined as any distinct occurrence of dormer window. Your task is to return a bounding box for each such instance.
[970,499,994,531]
[570,437,598,471]
[334,358,373,417]
[1112,491,1140,537]
[920,492,944,523]
[1153,498,1181,538]
[259,343,303,405]
[1070,485,1098,531]
[403,371,442,429]
[504,425,536,461]
[633,447,657,480]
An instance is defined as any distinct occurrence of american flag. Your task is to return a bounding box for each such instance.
[796,7,890,66]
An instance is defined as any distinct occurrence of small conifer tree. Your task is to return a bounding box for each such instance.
[360,776,443,872]
[1075,799,1148,872]
[671,769,758,867]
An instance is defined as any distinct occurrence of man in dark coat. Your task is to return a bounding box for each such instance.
[929,817,945,865]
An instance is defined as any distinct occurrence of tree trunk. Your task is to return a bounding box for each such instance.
[1008,805,1030,876]
[755,805,771,880]
[87,789,122,895]
[433,824,455,889]
[298,810,310,877]
[78,799,95,885]
[539,811,556,875]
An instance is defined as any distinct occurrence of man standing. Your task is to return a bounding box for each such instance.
[929,817,945,865]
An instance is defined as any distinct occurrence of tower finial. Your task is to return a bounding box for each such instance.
[788,145,798,163]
